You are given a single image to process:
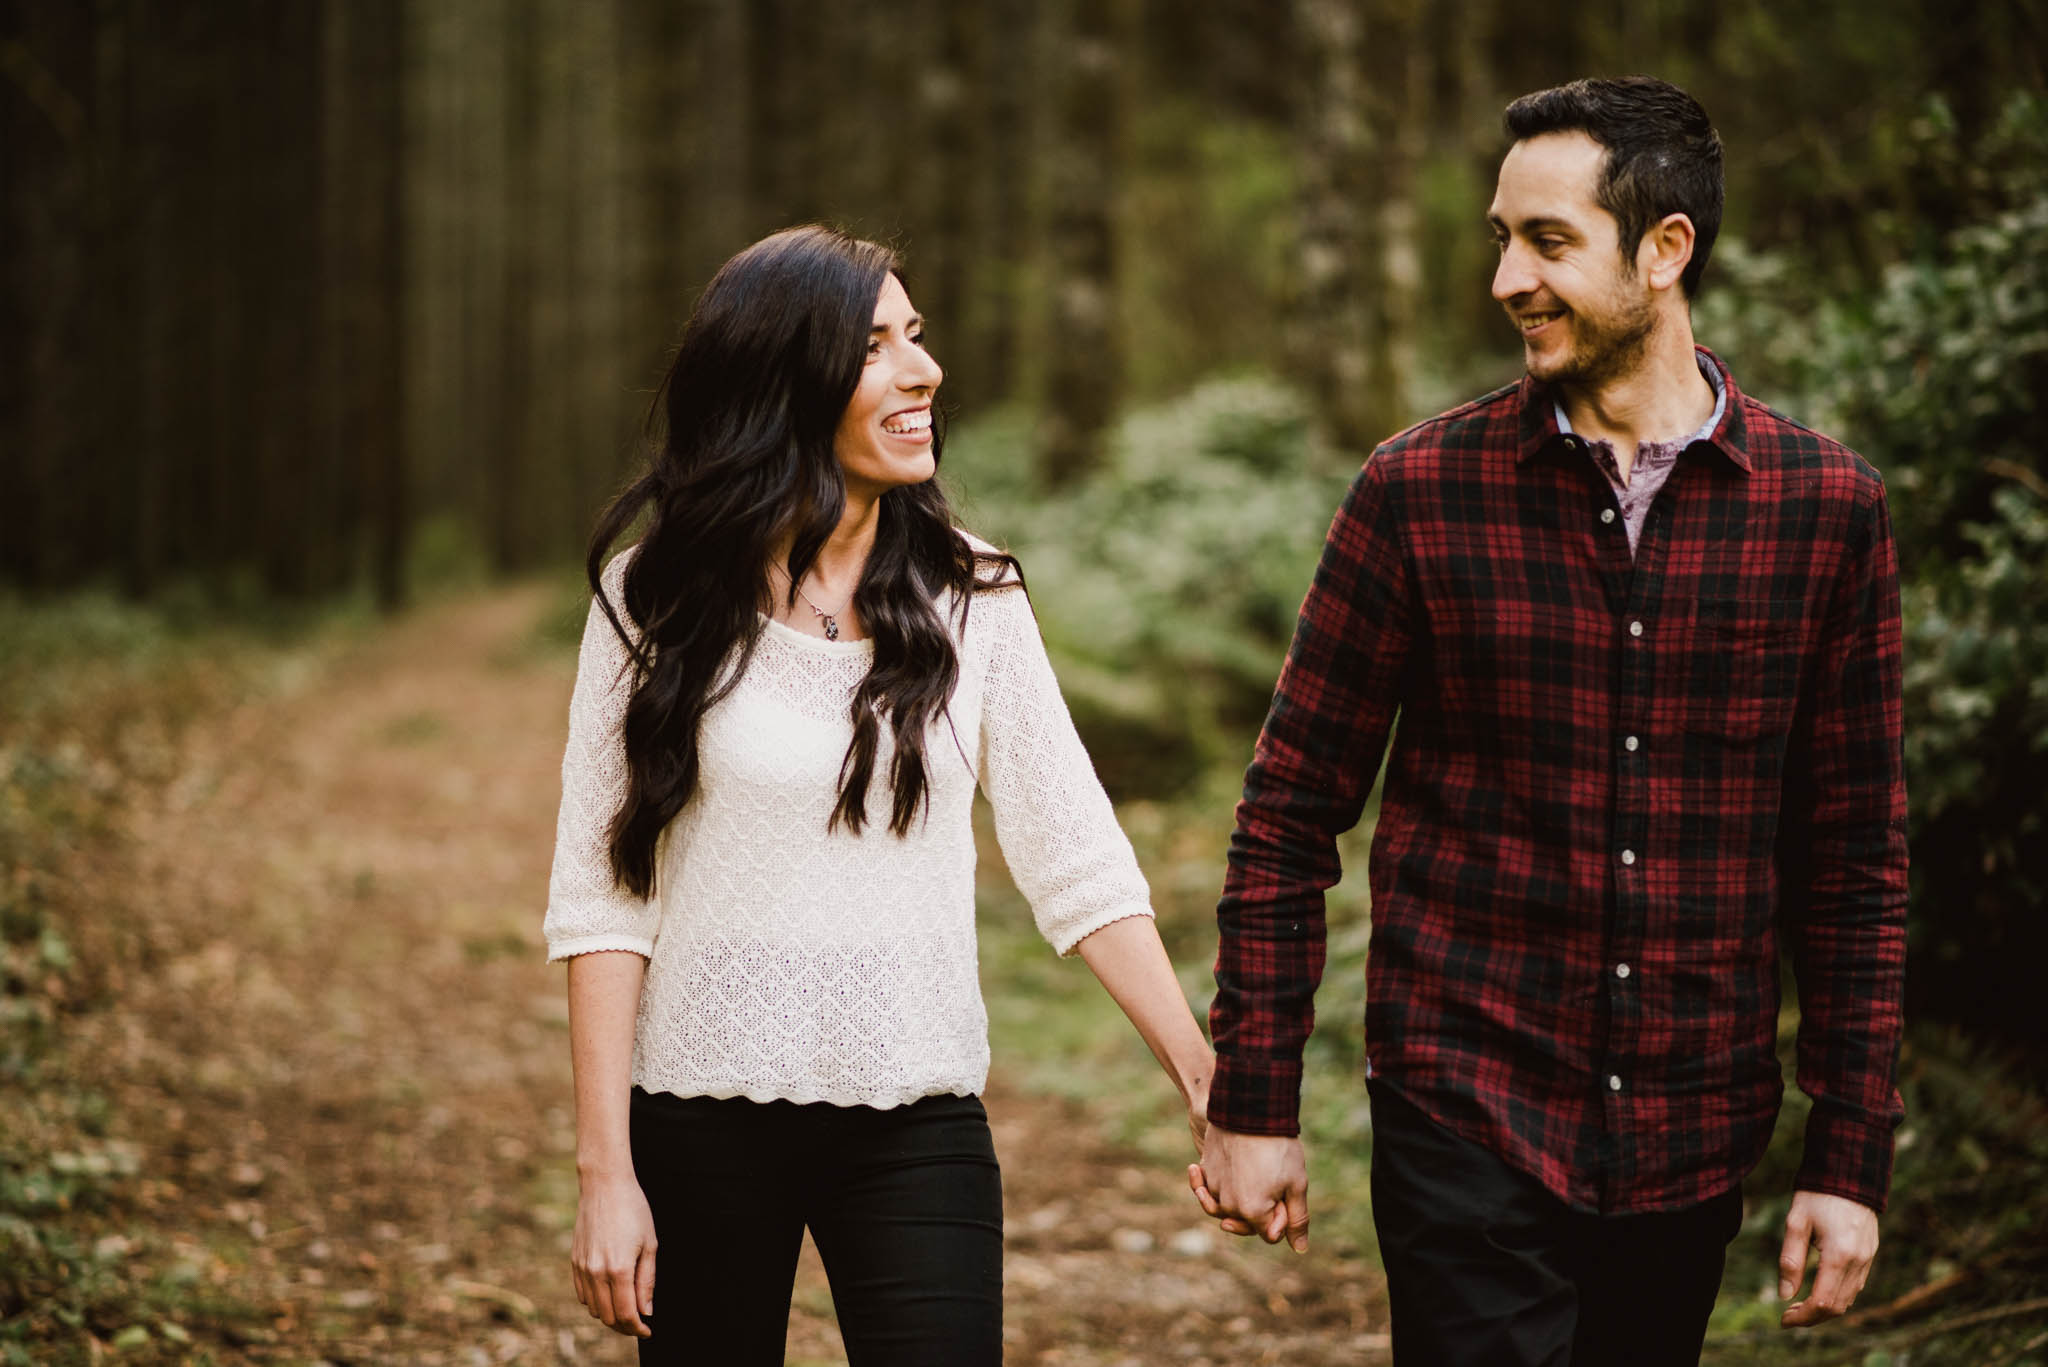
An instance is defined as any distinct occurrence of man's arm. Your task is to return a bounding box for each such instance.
[1203,453,1414,1232]
[1776,474,1908,1324]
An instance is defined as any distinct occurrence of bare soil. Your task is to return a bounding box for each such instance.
[62,585,1389,1364]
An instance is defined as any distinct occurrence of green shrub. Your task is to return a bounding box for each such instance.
[1701,92,2048,1059]
[946,377,1354,798]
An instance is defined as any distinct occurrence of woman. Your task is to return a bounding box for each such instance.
[544,225,1213,1364]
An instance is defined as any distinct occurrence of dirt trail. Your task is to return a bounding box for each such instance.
[85,585,1388,1364]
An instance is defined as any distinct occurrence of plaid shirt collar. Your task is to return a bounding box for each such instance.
[1514,345,1755,475]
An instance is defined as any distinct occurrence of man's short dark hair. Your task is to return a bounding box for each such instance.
[1503,76,1724,297]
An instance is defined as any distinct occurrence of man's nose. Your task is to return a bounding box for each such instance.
[1492,243,1535,303]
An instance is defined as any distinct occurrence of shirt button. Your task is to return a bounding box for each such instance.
[1621,849,1637,866]
[1600,508,1617,525]
[1628,620,1644,638]
[1615,963,1632,979]
[1608,1074,1624,1092]
[1624,735,1640,752]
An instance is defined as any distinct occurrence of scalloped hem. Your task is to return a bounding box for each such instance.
[544,934,655,963]
[631,1079,985,1111]
[1049,903,1156,958]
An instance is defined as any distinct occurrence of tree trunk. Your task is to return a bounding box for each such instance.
[323,0,407,609]
[1039,0,1132,485]
[1294,0,1422,454]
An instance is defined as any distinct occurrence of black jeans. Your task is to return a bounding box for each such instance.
[1369,1082,1743,1367]
[628,1087,1003,1366]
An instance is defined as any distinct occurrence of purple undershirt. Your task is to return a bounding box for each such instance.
[1554,356,1727,556]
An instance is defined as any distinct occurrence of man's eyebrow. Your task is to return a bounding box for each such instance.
[1490,214,1579,236]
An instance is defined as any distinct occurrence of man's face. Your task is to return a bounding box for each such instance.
[1488,131,1657,388]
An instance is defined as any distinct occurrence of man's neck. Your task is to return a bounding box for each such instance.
[1558,320,1716,478]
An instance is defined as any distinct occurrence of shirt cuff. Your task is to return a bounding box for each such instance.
[1794,1100,1896,1214]
[543,933,654,964]
[1205,1051,1304,1137]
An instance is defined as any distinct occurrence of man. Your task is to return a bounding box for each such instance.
[1192,76,1906,1364]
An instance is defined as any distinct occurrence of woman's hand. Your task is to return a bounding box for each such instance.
[564,952,652,1333]
[1187,1076,1212,1154]
[571,1173,658,1337]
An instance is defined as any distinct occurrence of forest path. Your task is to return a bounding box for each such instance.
[96,584,1388,1364]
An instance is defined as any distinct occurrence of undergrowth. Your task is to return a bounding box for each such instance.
[0,591,350,1362]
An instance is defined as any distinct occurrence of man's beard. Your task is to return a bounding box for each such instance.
[1528,291,1658,388]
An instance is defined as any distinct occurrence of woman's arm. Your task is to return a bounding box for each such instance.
[567,949,657,1338]
[971,582,1213,1141]
[1072,915,1215,1148]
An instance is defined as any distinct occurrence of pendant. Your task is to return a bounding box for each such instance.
[821,615,839,641]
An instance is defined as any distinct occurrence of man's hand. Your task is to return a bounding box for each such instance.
[1188,1124,1310,1253]
[1778,1190,1879,1326]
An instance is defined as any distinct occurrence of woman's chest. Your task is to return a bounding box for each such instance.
[695,644,985,805]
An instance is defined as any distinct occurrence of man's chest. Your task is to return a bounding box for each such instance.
[1402,457,1826,743]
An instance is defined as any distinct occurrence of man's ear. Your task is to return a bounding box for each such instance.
[1638,212,1696,294]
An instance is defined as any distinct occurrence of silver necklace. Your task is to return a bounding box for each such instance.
[793,578,852,641]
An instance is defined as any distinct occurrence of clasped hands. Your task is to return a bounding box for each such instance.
[1179,1109,1877,1326]
[1183,1103,1311,1255]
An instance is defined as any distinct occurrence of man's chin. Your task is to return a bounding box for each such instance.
[1521,344,1577,384]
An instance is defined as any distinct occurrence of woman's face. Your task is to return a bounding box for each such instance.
[834,273,943,502]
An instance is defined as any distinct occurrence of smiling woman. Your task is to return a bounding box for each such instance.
[834,274,942,504]
[540,225,1215,1365]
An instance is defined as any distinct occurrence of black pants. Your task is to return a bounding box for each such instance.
[1369,1083,1742,1367]
[628,1087,1003,1366]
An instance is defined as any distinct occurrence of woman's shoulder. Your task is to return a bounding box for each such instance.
[957,528,1025,593]
[597,542,641,598]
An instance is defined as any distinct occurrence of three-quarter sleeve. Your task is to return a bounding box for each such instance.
[543,558,660,961]
[974,583,1154,955]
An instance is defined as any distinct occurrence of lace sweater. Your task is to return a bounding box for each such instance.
[543,549,1153,1109]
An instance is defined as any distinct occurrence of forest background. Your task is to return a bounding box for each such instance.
[5,0,2047,1363]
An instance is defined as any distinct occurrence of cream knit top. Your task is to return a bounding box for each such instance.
[543,547,1153,1109]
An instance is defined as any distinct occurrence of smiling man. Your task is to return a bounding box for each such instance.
[1193,77,1908,1364]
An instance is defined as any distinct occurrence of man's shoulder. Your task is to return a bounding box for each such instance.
[1736,394,1886,508]
[1367,379,1524,478]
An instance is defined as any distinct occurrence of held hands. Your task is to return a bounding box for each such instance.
[1779,1190,1880,1326]
[1188,1125,1311,1254]
[571,1173,658,1337]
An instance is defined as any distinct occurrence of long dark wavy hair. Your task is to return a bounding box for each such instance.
[587,225,1019,898]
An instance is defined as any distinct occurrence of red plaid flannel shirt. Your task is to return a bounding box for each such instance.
[1209,349,1908,1215]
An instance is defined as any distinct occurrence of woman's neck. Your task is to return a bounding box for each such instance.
[769,491,881,635]
[808,493,880,597]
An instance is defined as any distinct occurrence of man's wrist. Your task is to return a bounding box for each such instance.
[1206,1050,1305,1136]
